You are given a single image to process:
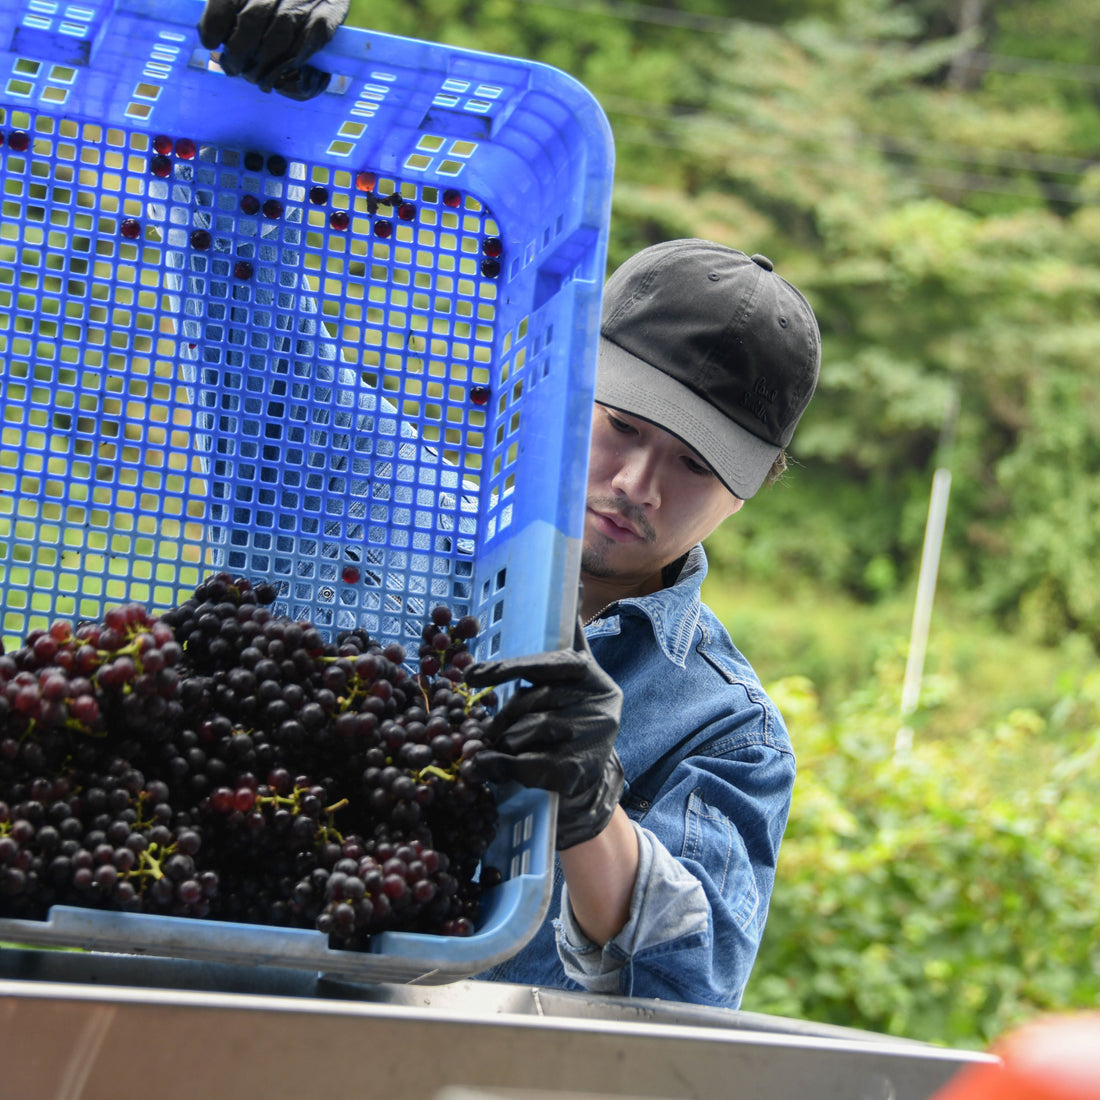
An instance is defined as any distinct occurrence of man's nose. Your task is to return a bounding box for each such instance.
[611,449,660,507]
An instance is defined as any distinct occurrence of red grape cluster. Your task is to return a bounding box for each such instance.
[0,576,502,949]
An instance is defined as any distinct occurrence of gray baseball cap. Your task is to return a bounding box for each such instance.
[596,239,821,499]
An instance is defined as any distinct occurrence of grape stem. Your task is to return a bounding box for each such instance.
[417,764,457,784]
[257,791,301,811]
[313,797,350,846]
[134,842,172,883]
[455,684,497,710]
[416,679,432,712]
[65,717,107,739]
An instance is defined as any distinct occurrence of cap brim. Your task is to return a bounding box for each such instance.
[595,336,779,500]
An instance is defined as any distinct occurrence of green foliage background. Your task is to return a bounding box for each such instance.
[746,672,1100,1049]
[339,0,1100,1048]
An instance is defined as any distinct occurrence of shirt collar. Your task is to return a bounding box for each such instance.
[590,543,707,667]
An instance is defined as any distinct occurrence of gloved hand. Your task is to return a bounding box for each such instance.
[197,0,350,100]
[464,620,624,851]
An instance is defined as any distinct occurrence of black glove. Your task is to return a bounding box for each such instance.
[197,0,350,100]
[465,620,625,851]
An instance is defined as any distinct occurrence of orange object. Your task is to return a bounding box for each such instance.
[929,1012,1100,1100]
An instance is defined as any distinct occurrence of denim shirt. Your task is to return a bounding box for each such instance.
[478,544,796,1007]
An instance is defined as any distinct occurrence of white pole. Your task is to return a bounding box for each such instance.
[895,390,958,763]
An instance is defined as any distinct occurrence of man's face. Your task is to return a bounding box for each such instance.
[582,404,743,591]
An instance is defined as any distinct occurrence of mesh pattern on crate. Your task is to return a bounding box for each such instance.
[0,103,529,652]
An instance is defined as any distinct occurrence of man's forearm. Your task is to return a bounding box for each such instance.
[558,805,640,946]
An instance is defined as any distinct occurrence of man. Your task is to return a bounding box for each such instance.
[198,2,823,1007]
[466,241,820,1006]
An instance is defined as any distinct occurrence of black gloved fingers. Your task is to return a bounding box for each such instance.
[485,680,589,733]
[198,0,347,93]
[205,0,272,78]
[287,9,339,69]
[488,711,574,756]
[229,0,298,84]
[465,648,589,691]
[197,0,239,50]
[467,748,512,785]
[263,9,344,93]
[247,0,329,88]
[474,749,587,794]
[270,64,331,99]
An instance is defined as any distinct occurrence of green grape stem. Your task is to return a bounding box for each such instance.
[133,841,174,884]
[257,790,304,812]
[455,684,496,711]
[417,764,458,784]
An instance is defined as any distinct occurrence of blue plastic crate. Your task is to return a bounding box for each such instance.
[0,0,612,659]
[0,0,612,980]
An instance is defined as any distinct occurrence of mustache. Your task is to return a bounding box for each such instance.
[587,496,657,543]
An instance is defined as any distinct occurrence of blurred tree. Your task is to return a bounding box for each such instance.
[341,0,1100,647]
[666,1,1100,645]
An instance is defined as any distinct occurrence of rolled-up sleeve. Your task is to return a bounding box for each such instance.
[556,740,795,1007]
[557,822,709,993]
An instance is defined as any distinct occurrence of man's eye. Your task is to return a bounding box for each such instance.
[608,415,634,433]
[685,458,713,476]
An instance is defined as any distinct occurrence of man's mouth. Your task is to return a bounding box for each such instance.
[589,507,643,543]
